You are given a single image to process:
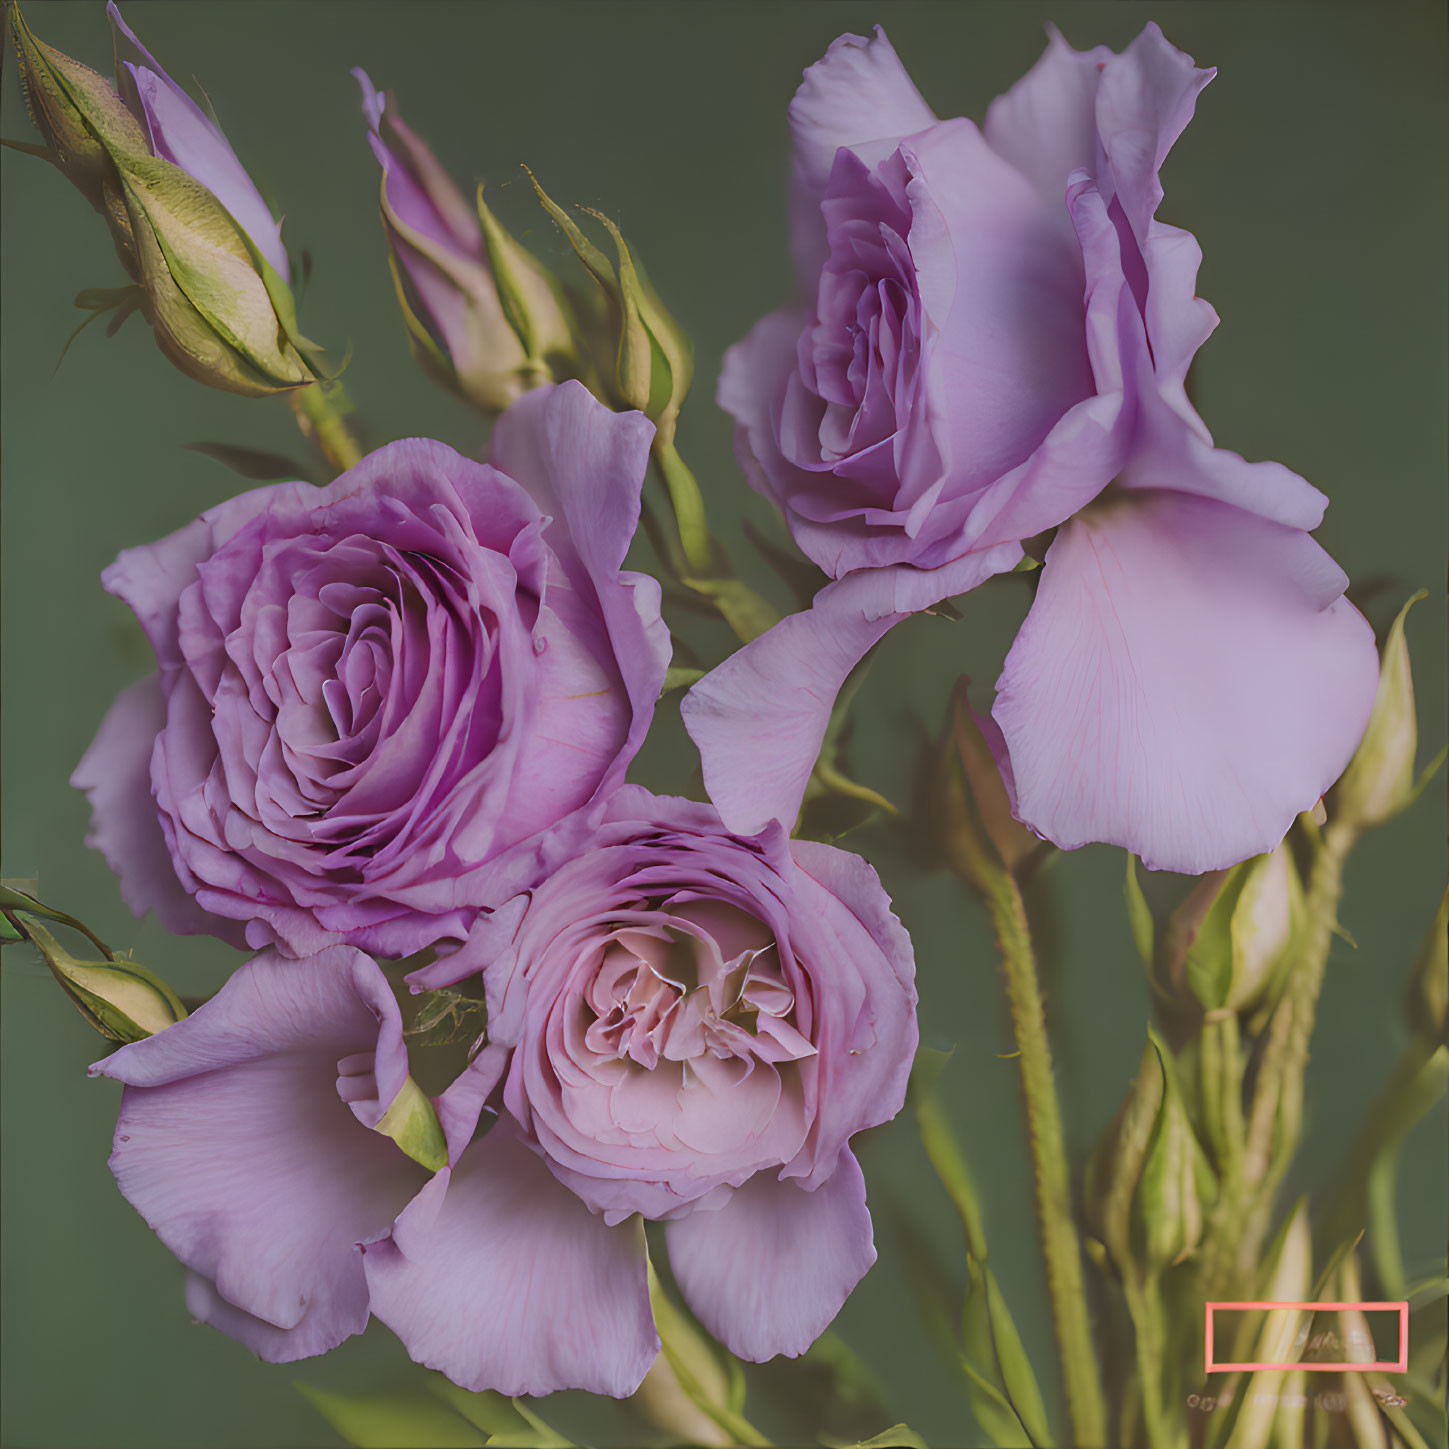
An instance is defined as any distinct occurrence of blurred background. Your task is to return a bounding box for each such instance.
[3,2,1445,1445]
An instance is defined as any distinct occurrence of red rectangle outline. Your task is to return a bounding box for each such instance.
[1204,1301,1408,1373]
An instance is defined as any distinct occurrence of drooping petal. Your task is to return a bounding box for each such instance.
[363,1120,658,1398]
[992,492,1379,873]
[788,27,936,282]
[92,947,429,1357]
[107,4,290,281]
[70,675,246,946]
[982,25,1114,221]
[666,1150,875,1361]
[682,547,1018,836]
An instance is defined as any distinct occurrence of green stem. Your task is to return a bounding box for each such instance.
[1122,1277,1171,1449]
[985,871,1108,1448]
[1232,820,1355,1284]
[290,377,364,475]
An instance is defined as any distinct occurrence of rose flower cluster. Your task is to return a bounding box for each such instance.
[60,9,1375,1402]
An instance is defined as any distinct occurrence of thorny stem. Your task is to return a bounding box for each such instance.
[986,869,1109,1448]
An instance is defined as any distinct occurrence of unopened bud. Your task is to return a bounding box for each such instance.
[1131,1029,1216,1270]
[1084,1036,1166,1269]
[530,175,693,448]
[10,3,311,396]
[929,679,1043,893]
[1162,843,1302,1015]
[356,74,574,412]
[1333,592,1440,831]
[12,914,185,1042]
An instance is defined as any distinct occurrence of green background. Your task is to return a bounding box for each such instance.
[2,2,1444,1445]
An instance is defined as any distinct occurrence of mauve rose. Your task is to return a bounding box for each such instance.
[92,946,433,1361]
[685,24,1377,875]
[362,786,918,1393]
[73,381,670,957]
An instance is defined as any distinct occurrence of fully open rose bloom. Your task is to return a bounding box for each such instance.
[91,790,916,1394]
[362,786,918,1393]
[73,382,669,957]
[684,24,1377,874]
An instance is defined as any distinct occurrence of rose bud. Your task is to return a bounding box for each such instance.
[14,914,185,1043]
[355,72,574,412]
[1160,843,1302,1016]
[1083,1037,1166,1272]
[530,175,693,450]
[9,2,310,395]
[1129,1030,1216,1271]
[1332,592,1441,832]
[928,678,1043,892]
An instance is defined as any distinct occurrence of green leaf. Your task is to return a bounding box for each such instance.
[184,441,317,483]
[373,1076,448,1172]
[0,883,111,955]
[1124,856,1154,968]
[296,1383,485,1448]
[821,1426,930,1449]
[662,666,705,694]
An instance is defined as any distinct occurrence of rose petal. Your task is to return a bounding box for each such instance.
[992,491,1379,873]
[682,548,1018,836]
[363,1120,658,1397]
[666,1149,875,1361]
[788,27,936,281]
[92,947,427,1353]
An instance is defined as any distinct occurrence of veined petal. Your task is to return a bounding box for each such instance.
[666,1150,875,1361]
[363,1120,658,1397]
[992,492,1379,873]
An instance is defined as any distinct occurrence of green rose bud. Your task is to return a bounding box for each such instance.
[11,914,185,1043]
[1332,592,1443,831]
[9,3,312,396]
[1084,1036,1166,1270]
[929,678,1042,894]
[1162,843,1303,1016]
[1130,1029,1217,1271]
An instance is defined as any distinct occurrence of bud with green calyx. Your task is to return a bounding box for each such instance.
[8,2,315,397]
[528,171,714,580]
[1131,1028,1217,1272]
[2,896,185,1043]
[1084,1036,1166,1273]
[354,72,577,412]
[1160,843,1303,1018]
[928,678,1044,896]
[1332,591,1445,832]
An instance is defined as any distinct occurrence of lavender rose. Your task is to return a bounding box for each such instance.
[685,25,1377,874]
[73,382,669,957]
[363,786,918,1393]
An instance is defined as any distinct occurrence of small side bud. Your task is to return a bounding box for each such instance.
[1333,592,1442,831]
[11,913,185,1042]
[1160,844,1302,1015]
[1084,1036,1166,1269]
[357,74,572,412]
[1130,1029,1216,1271]
[929,679,1043,893]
